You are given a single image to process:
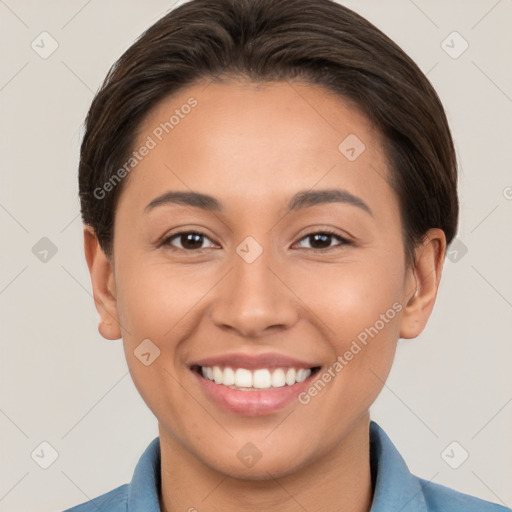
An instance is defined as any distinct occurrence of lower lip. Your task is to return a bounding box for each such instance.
[193,370,316,416]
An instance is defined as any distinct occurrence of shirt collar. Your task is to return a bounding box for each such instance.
[126,421,428,511]
[127,437,161,511]
[369,421,428,511]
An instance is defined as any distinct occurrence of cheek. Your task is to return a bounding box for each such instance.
[114,263,201,431]
[114,260,218,416]
[114,260,213,343]
[297,255,404,397]
[295,252,405,342]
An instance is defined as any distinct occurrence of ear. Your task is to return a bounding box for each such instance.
[399,228,446,339]
[83,226,121,340]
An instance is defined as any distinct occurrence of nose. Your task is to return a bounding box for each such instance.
[210,243,299,339]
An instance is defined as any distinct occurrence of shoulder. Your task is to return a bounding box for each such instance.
[418,477,510,512]
[369,421,508,512]
[59,436,161,512]
[60,484,129,512]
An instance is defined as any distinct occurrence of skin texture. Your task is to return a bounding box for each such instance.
[84,79,446,512]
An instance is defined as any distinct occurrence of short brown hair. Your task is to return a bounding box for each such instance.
[79,0,458,263]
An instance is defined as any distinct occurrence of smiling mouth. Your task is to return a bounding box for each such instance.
[191,365,321,391]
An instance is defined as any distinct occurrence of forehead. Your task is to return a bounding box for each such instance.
[122,79,394,215]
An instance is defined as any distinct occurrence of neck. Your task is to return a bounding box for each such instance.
[158,414,373,512]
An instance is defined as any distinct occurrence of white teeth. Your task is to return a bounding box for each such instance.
[200,365,313,389]
[235,368,253,387]
[201,366,214,380]
[253,369,272,389]
[296,368,311,382]
[271,368,286,388]
[285,368,296,386]
[213,366,223,384]
[223,367,235,386]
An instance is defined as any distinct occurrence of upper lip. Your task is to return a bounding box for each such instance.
[190,352,321,370]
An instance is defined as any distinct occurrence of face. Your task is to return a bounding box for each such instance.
[86,79,444,479]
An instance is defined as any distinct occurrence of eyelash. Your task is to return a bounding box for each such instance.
[159,229,352,253]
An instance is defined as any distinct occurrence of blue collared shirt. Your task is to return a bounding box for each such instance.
[62,421,509,511]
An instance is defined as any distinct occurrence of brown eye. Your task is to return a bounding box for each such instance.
[294,231,350,251]
[162,231,216,251]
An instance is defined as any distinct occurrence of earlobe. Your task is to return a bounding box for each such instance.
[399,228,446,339]
[83,226,122,340]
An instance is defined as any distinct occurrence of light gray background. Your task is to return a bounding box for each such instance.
[1,0,511,511]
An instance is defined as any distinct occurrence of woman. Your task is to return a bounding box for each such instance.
[63,0,508,510]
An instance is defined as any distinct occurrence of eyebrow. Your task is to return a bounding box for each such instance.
[144,188,372,216]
